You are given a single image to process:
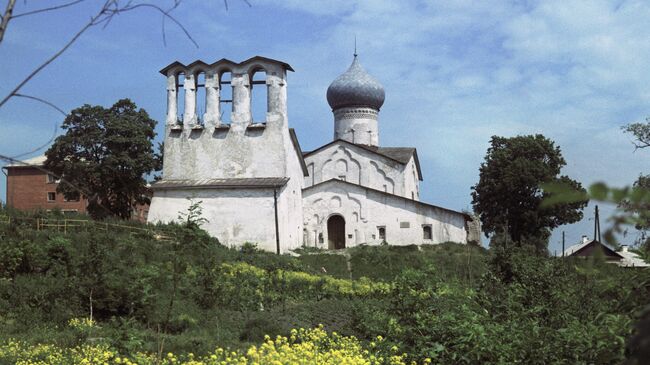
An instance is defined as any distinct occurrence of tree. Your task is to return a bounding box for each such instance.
[621,120,650,257]
[44,99,158,220]
[623,118,650,150]
[471,134,587,251]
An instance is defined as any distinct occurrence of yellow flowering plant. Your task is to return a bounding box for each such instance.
[0,326,428,365]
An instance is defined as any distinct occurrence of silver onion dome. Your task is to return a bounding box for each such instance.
[326,56,385,111]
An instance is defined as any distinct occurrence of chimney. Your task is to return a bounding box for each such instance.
[582,235,589,244]
[621,245,628,253]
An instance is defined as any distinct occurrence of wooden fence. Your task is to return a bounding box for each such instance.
[0,215,172,240]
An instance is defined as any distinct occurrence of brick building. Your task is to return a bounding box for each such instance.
[3,155,150,221]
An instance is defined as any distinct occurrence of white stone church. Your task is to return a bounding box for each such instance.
[148,55,480,252]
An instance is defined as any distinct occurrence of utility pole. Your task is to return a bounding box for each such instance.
[562,231,565,257]
[594,205,601,242]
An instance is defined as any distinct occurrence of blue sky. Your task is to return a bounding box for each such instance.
[1,0,649,253]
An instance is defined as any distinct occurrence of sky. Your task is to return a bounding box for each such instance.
[1,0,649,253]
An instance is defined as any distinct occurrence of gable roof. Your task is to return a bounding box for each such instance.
[564,239,624,259]
[303,178,471,220]
[303,139,423,180]
[617,250,650,267]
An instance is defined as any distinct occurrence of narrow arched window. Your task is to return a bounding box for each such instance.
[219,71,232,123]
[423,225,432,240]
[250,69,268,123]
[195,71,206,125]
[176,72,185,124]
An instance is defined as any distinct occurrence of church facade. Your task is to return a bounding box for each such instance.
[147,56,480,252]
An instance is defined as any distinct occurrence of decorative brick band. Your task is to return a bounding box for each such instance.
[334,107,378,120]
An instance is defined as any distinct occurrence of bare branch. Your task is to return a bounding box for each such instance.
[112,2,198,48]
[0,0,16,43]
[0,13,96,109]
[0,0,198,110]
[14,93,68,116]
[10,0,85,19]
[10,121,58,160]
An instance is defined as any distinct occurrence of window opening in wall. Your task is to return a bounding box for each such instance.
[250,69,268,123]
[195,72,206,125]
[47,174,57,183]
[47,192,56,202]
[400,222,410,228]
[177,72,185,125]
[219,71,232,123]
[411,192,414,200]
[377,226,386,241]
[423,225,432,240]
[63,192,80,202]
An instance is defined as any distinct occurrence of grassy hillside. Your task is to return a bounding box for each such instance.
[0,208,648,364]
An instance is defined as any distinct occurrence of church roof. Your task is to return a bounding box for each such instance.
[326,56,385,111]
[303,139,423,180]
[289,128,309,177]
[151,177,289,190]
[303,178,471,220]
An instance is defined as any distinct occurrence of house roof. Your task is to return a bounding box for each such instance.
[564,239,649,267]
[564,239,623,258]
[151,177,290,190]
[303,139,423,180]
[4,155,47,168]
[303,178,471,220]
[617,250,650,268]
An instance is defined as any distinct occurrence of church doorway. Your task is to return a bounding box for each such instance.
[327,215,346,250]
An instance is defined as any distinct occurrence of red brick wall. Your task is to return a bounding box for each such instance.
[5,167,87,213]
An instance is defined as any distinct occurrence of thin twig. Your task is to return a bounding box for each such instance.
[9,120,58,159]
[0,0,197,110]
[113,3,198,48]
[11,0,85,19]
[0,12,97,109]
[14,93,67,115]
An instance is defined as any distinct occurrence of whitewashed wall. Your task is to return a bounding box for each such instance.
[148,188,284,251]
[304,142,409,198]
[302,180,467,248]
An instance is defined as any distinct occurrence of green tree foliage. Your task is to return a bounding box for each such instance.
[623,117,650,150]
[1,208,648,362]
[471,134,588,250]
[44,99,159,220]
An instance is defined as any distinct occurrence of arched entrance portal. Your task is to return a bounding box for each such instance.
[327,215,346,250]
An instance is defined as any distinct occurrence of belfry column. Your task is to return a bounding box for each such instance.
[165,73,177,126]
[266,71,287,126]
[231,73,251,125]
[183,73,197,127]
[204,71,219,127]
